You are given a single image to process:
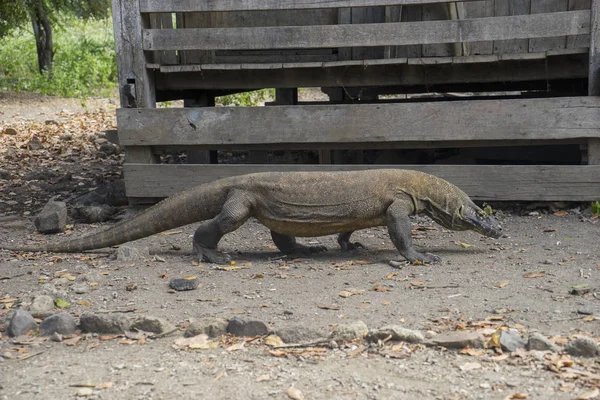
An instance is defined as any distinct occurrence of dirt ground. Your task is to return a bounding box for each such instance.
[0,92,599,400]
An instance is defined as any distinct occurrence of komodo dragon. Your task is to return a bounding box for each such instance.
[0,170,502,264]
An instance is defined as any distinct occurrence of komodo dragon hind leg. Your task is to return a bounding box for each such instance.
[270,231,327,255]
[337,231,365,251]
[386,200,441,264]
[192,190,252,264]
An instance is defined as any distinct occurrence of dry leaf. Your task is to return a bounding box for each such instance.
[583,315,595,322]
[455,241,473,248]
[338,288,365,298]
[215,265,247,271]
[553,210,568,217]
[255,374,271,382]
[505,394,528,400]
[370,285,391,292]
[409,281,425,287]
[184,276,197,280]
[522,271,545,279]
[174,334,213,350]
[495,280,510,288]
[459,362,482,371]
[264,335,284,348]
[64,336,81,346]
[95,382,113,390]
[226,341,246,352]
[460,348,486,357]
[0,298,18,303]
[317,304,340,310]
[287,387,305,400]
[77,300,92,307]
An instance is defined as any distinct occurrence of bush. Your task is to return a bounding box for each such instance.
[0,13,117,98]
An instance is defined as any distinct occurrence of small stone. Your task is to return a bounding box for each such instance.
[479,382,491,389]
[8,309,38,337]
[29,295,55,318]
[367,325,424,344]
[431,331,485,349]
[76,272,105,283]
[53,278,70,287]
[577,308,594,316]
[76,387,94,397]
[80,312,132,334]
[329,320,368,341]
[71,283,89,294]
[3,127,18,135]
[0,170,11,180]
[27,135,44,150]
[275,325,326,344]
[527,332,560,352]
[51,332,63,342]
[116,245,150,262]
[34,200,67,234]
[565,337,600,358]
[528,211,540,216]
[170,278,200,291]
[570,284,591,296]
[130,316,176,334]
[184,318,228,338]
[59,133,73,141]
[40,313,77,336]
[227,317,269,337]
[499,329,525,352]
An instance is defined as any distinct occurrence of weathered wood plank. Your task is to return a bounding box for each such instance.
[464,0,494,55]
[529,0,568,52]
[591,0,600,95]
[587,138,600,164]
[493,0,531,54]
[140,0,481,13]
[117,97,600,147]
[143,11,591,51]
[567,0,591,48]
[122,164,600,201]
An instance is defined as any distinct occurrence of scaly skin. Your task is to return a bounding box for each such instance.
[0,170,502,264]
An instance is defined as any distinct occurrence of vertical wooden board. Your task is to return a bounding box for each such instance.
[337,8,353,61]
[493,0,531,54]
[568,0,592,48]
[393,5,423,57]
[592,0,600,95]
[149,13,178,65]
[179,12,215,64]
[421,3,454,57]
[588,138,600,164]
[351,7,386,60]
[464,0,494,55]
[529,0,568,52]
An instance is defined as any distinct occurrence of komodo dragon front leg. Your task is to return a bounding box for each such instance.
[386,200,441,264]
[193,190,252,263]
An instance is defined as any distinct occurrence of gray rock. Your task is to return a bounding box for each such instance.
[499,329,526,352]
[34,200,67,233]
[40,313,77,336]
[29,295,55,318]
[71,283,89,294]
[227,317,269,337]
[73,204,117,223]
[50,332,63,342]
[367,325,425,344]
[117,245,150,262]
[170,278,200,291]
[130,316,176,334]
[329,320,369,341]
[3,127,18,135]
[527,332,560,352]
[80,312,132,334]
[431,331,485,349]
[74,179,127,207]
[28,135,43,150]
[23,169,58,181]
[98,142,120,155]
[577,308,594,316]
[8,309,38,337]
[565,337,600,358]
[0,170,11,180]
[275,325,326,344]
[184,318,228,338]
[76,271,105,283]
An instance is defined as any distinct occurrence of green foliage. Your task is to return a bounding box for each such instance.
[0,13,117,97]
[593,201,600,215]
[216,89,275,107]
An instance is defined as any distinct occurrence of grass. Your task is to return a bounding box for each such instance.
[0,13,117,98]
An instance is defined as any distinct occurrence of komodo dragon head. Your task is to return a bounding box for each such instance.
[418,188,503,239]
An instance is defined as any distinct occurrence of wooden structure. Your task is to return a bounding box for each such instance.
[111,0,600,202]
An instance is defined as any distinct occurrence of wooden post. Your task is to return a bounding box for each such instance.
[589,0,600,165]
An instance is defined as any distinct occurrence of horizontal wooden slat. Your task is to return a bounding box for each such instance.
[123,164,600,201]
[155,48,589,73]
[140,0,481,13]
[117,97,600,147]
[143,11,590,51]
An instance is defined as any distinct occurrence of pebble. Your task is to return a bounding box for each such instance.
[577,308,594,316]
[80,312,133,334]
[527,332,560,352]
[3,127,18,135]
[329,320,369,341]
[34,200,67,233]
[8,309,38,337]
[40,313,77,336]
[431,331,485,349]
[76,388,94,397]
[29,295,56,318]
[130,316,176,334]
[116,245,150,262]
[170,278,200,291]
[367,325,424,344]
[499,329,526,352]
[565,337,600,358]
[184,318,228,338]
[71,283,89,294]
[275,325,325,344]
[227,317,269,337]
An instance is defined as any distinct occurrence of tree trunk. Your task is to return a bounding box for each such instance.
[29,2,53,75]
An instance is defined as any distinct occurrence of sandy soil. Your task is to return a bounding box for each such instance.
[0,92,599,400]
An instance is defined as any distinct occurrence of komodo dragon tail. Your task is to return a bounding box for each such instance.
[0,180,229,253]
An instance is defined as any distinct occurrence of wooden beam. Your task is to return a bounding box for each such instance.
[590,0,600,94]
[142,11,591,51]
[116,97,600,147]
[140,0,481,13]
[122,164,600,201]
